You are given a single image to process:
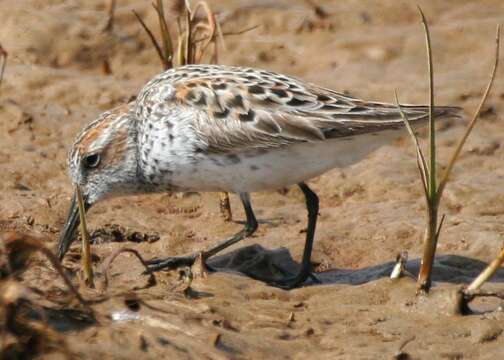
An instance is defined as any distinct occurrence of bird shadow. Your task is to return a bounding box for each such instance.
[207,244,504,286]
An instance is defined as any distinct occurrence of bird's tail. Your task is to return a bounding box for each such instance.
[321,102,462,138]
[395,104,462,123]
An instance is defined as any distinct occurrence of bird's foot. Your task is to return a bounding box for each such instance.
[145,253,215,274]
[145,255,196,273]
[266,271,321,290]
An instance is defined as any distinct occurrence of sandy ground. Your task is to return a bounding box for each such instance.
[1,0,504,358]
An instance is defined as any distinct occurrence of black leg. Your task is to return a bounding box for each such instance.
[267,182,319,289]
[146,193,258,272]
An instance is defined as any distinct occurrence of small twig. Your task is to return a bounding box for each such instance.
[437,25,500,201]
[194,1,222,52]
[192,24,259,44]
[192,1,215,29]
[215,13,226,52]
[0,44,7,94]
[417,6,436,200]
[184,5,192,63]
[395,92,429,198]
[394,335,416,359]
[133,10,166,69]
[76,186,94,288]
[39,247,89,307]
[398,335,416,352]
[465,245,504,294]
[435,213,446,240]
[102,248,156,291]
[152,0,174,69]
[176,17,186,65]
[189,1,219,64]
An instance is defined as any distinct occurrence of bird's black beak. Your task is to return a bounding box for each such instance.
[57,191,91,260]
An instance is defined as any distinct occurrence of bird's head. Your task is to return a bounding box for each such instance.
[57,103,139,259]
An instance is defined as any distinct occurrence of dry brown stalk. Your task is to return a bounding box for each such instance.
[76,186,94,288]
[133,10,167,69]
[152,0,174,69]
[436,25,500,201]
[465,244,504,295]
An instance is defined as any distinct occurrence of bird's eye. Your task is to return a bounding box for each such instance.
[83,154,101,168]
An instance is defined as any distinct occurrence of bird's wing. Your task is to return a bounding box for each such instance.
[136,65,460,154]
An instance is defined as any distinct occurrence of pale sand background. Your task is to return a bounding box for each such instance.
[1,1,504,358]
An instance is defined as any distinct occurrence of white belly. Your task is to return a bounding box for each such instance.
[169,130,401,193]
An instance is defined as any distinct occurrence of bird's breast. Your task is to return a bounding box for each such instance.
[137,115,201,187]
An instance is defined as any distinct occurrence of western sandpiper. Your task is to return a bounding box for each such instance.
[57,64,459,288]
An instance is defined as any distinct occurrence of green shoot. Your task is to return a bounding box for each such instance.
[397,8,500,294]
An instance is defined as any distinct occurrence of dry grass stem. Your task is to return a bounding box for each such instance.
[466,245,504,294]
[437,25,501,201]
[76,185,94,288]
[193,24,259,44]
[183,8,192,63]
[394,92,429,197]
[152,0,174,69]
[133,10,167,69]
[133,0,245,71]
[418,7,436,200]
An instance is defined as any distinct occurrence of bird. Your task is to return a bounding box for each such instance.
[57,64,460,289]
